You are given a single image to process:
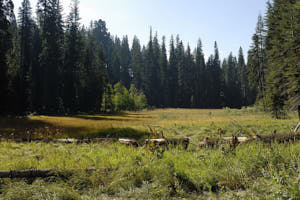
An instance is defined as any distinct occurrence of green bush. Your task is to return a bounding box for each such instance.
[101,82,147,112]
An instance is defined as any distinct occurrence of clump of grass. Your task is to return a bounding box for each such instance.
[2,180,81,200]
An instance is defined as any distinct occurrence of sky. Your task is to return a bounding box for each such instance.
[13,0,269,60]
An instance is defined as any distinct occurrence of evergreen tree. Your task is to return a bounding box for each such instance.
[207,42,222,108]
[264,0,299,118]
[31,24,42,112]
[18,0,33,113]
[0,0,14,114]
[6,12,22,114]
[152,32,162,106]
[144,29,160,107]
[37,0,65,114]
[131,36,144,90]
[184,44,194,107]
[92,19,114,83]
[224,53,240,107]
[168,35,178,107]
[159,36,168,107]
[63,0,84,113]
[83,31,107,113]
[119,36,131,88]
[237,47,254,106]
[176,36,186,107]
[194,39,206,108]
[110,36,121,84]
[247,14,267,106]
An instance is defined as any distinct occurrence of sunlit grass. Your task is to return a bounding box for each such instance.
[1,108,296,140]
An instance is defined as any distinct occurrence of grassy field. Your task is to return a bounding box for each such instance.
[0,109,300,199]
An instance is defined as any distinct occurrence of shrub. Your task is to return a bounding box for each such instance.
[101,82,147,112]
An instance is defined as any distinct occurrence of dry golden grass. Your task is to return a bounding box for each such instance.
[0,108,298,140]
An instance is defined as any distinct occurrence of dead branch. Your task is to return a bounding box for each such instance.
[294,122,300,133]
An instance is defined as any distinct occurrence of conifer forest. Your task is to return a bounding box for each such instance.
[1,0,298,117]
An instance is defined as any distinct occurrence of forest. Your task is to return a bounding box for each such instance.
[1,0,299,117]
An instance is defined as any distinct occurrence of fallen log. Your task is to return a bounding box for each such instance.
[0,167,115,179]
[199,137,221,148]
[256,132,300,144]
[118,138,139,147]
[222,136,256,143]
[0,138,118,144]
[144,138,190,150]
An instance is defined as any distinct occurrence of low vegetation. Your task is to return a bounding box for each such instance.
[0,109,299,199]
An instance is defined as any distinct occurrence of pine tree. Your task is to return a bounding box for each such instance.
[184,44,194,107]
[18,0,34,113]
[120,36,131,88]
[152,32,161,106]
[6,11,22,114]
[144,28,161,107]
[31,24,42,112]
[37,0,65,114]
[194,39,206,108]
[92,19,114,83]
[168,35,178,107]
[176,36,186,107]
[131,36,144,90]
[265,0,299,118]
[248,14,267,106]
[159,36,168,107]
[207,42,222,108]
[285,1,300,109]
[63,0,84,113]
[237,47,250,106]
[224,53,241,107]
[0,0,14,114]
[83,30,107,113]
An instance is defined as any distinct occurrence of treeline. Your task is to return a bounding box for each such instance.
[1,0,255,115]
[248,0,300,118]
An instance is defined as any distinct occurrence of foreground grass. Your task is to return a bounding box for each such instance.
[1,142,300,199]
[0,108,299,199]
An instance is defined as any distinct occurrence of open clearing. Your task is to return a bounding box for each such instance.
[1,109,300,199]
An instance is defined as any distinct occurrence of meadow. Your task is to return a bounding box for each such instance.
[0,108,300,199]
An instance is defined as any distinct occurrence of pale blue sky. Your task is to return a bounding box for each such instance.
[13,0,269,60]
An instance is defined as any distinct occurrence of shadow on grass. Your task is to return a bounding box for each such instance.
[0,117,149,142]
[78,127,149,142]
[0,116,87,139]
[73,115,137,122]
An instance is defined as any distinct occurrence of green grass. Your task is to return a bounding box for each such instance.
[0,108,299,199]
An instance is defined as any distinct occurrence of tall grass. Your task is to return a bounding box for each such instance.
[1,141,300,199]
